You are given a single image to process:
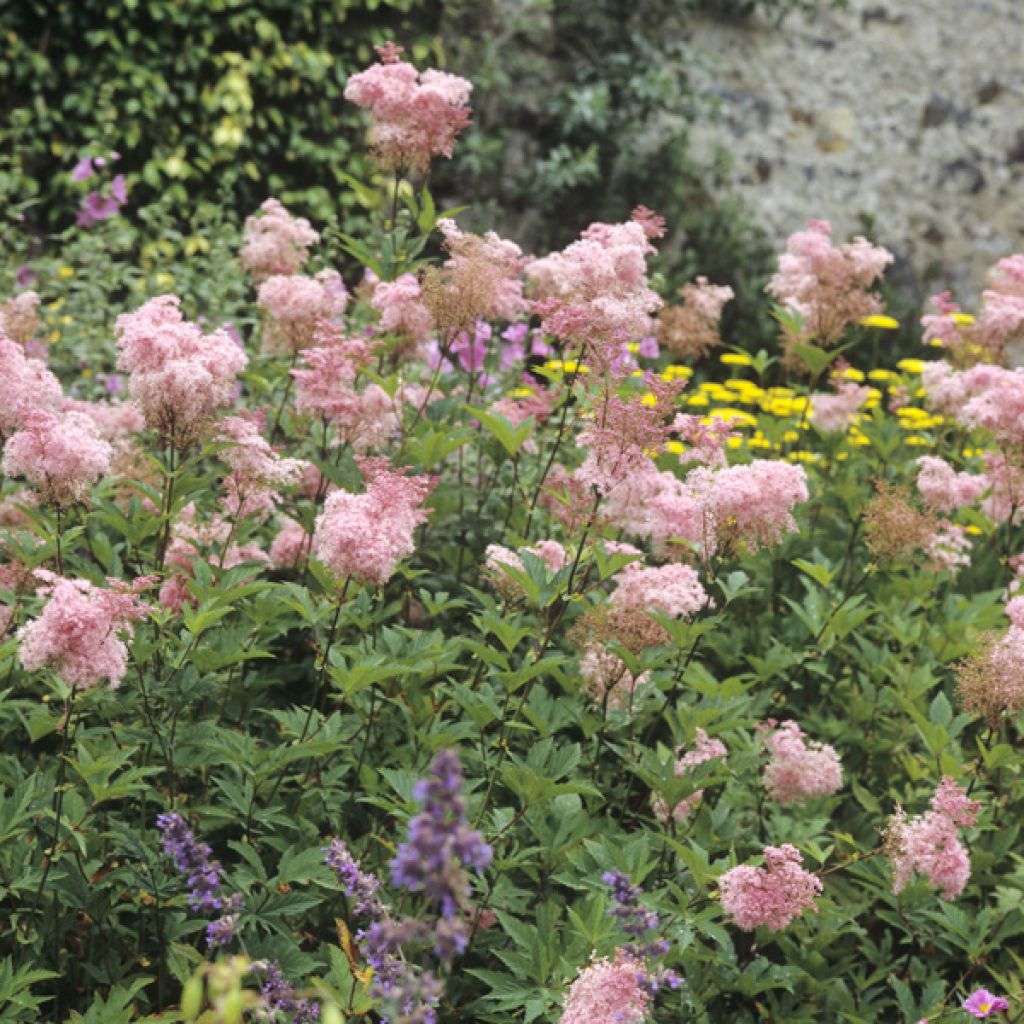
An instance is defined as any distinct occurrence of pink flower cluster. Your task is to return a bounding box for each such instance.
[915,456,986,514]
[484,540,567,598]
[687,461,809,557]
[3,406,112,506]
[216,415,304,521]
[292,329,399,451]
[115,295,248,447]
[578,645,650,711]
[921,254,1024,363]
[18,571,153,689]
[371,273,434,353]
[767,219,893,346]
[760,720,842,806]
[652,728,728,823]
[559,950,651,1024]
[240,198,319,282]
[527,219,662,359]
[887,776,979,900]
[0,332,63,437]
[344,42,472,173]
[719,844,822,932]
[312,457,433,585]
[657,277,734,361]
[0,290,42,350]
[257,270,348,353]
[809,379,871,433]
[610,562,710,622]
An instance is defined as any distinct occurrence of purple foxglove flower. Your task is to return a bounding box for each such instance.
[501,322,529,345]
[76,192,120,228]
[529,332,551,357]
[500,342,524,370]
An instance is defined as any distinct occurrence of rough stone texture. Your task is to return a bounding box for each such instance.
[687,0,1024,303]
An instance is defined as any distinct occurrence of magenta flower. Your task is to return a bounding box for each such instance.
[76,191,121,228]
[71,156,95,182]
[963,989,1010,1018]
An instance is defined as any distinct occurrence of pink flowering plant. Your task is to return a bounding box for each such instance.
[2,41,1024,1024]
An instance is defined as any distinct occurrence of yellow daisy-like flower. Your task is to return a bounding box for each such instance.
[666,440,685,455]
[788,451,819,463]
[720,352,754,366]
[686,394,710,408]
[57,266,75,279]
[951,312,976,326]
[662,365,693,381]
[896,358,927,374]
[903,435,930,446]
[726,435,744,449]
[858,314,900,329]
[868,369,899,381]
[705,408,758,427]
[832,366,866,382]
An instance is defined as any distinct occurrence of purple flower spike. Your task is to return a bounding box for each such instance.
[155,812,226,913]
[390,750,492,919]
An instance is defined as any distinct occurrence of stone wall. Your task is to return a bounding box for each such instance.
[687,0,1024,303]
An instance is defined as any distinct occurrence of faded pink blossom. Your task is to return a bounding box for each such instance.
[610,561,710,622]
[760,720,842,806]
[0,290,42,348]
[809,379,871,433]
[18,571,153,689]
[269,517,310,570]
[579,645,651,711]
[371,273,434,353]
[241,198,319,282]
[719,844,822,932]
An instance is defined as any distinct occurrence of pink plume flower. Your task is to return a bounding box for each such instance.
[3,406,112,506]
[114,295,248,447]
[311,457,432,585]
[0,333,63,436]
[240,198,320,282]
[579,644,651,711]
[257,270,348,354]
[371,273,434,353]
[270,517,310,570]
[344,43,472,173]
[886,776,979,900]
[719,844,822,932]
[559,950,651,1024]
[610,562,709,622]
[652,728,728,823]
[18,571,153,689]
[767,219,892,347]
[760,720,842,806]
[915,456,985,514]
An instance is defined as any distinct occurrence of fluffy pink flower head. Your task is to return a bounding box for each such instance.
[0,333,63,436]
[18,571,154,689]
[484,540,567,599]
[114,295,248,447]
[963,989,1010,1018]
[610,561,709,622]
[927,520,973,573]
[767,219,892,347]
[312,457,433,585]
[0,290,42,349]
[527,220,662,363]
[959,366,1024,447]
[257,270,348,354]
[915,456,986,514]
[886,776,979,900]
[559,950,651,1024]
[652,728,728,823]
[921,291,964,348]
[810,379,871,433]
[240,198,320,282]
[3,406,112,506]
[760,720,842,806]
[269,516,310,570]
[344,43,472,173]
[216,415,304,520]
[371,273,434,355]
[688,460,809,558]
[575,376,685,496]
[719,844,822,932]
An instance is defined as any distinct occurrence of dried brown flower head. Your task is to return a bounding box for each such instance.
[862,479,938,563]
